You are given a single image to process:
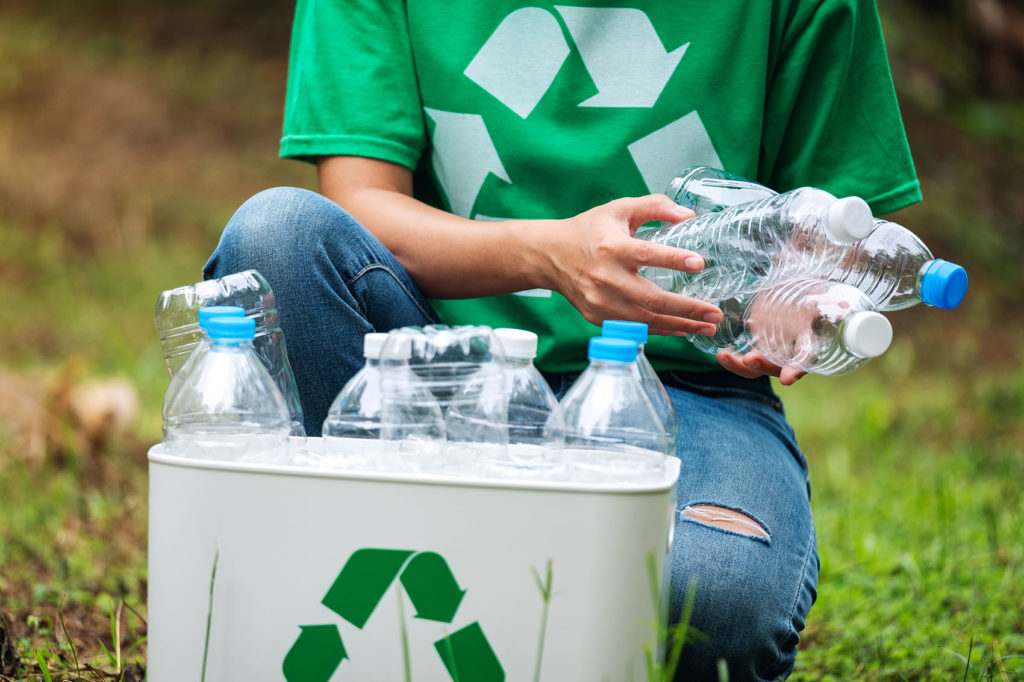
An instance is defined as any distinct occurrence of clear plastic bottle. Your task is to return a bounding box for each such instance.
[638,187,873,301]
[827,219,968,311]
[170,305,247,379]
[686,292,755,356]
[665,166,778,215]
[480,328,564,478]
[376,328,454,473]
[744,279,894,376]
[320,332,389,469]
[162,316,291,462]
[553,337,669,483]
[600,320,678,447]
[493,328,562,445]
[154,269,305,436]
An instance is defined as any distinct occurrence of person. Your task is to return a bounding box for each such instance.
[203,1,921,679]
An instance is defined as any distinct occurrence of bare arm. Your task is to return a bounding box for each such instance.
[318,155,723,336]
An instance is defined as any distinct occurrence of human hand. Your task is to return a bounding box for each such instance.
[716,350,806,386]
[538,194,723,336]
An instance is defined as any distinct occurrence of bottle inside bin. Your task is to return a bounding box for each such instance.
[162,315,291,462]
[380,325,506,476]
[600,320,678,447]
[552,336,670,483]
[154,269,305,437]
[320,332,389,470]
[481,328,564,478]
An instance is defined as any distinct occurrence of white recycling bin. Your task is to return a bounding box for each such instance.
[147,440,680,682]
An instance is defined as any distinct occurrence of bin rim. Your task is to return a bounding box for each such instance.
[148,442,680,495]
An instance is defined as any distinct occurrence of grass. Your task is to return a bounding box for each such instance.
[784,327,1024,680]
[1,1,1023,679]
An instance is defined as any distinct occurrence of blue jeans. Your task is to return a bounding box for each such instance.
[205,187,818,681]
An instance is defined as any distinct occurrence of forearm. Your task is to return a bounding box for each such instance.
[318,155,555,299]
[339,187,557,299]
[318,154,722,336]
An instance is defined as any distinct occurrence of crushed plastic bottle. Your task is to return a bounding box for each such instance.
[665,166,778,215]
[744,279,894,375]
[154,269,305,436]
[638,187,874,301]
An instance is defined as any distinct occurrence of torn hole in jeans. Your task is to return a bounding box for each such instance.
[681,504,770,541]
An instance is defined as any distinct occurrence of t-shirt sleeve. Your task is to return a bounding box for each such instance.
[761,0,922,214]
[280,0,425,169]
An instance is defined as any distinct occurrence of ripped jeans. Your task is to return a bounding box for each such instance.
[204,187,819,681]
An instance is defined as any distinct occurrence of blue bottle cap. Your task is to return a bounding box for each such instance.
[588,336,638,363]
[206,316,256,340]
[920,259,968,309]
[198,305,246,329]
[601,320,649,344]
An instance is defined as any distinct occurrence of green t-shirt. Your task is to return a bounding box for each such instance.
[281,0,921,373]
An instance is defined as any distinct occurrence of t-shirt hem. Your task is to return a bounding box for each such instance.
[865,178,923,216]
[279,134,421,170]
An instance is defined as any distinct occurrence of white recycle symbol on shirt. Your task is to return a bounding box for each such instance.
[426,7,724,296]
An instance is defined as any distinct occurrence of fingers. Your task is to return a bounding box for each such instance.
[611,194,694,231]
[633,239,706,273]
[579,280,721,336]
[630,281,722,335]
[716,351,764,379]
[716,350,806,384]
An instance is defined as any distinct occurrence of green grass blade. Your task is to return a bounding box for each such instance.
[201,549,219,682]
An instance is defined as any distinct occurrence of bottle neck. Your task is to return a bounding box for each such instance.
[589,358,635,373]
[504,356,533,370]
[210,337,254,351]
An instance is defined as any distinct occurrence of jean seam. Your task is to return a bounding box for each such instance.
[769,516,818,678]
[346,263,439,324]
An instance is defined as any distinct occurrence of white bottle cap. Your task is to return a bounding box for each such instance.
[378,333,413,360]
[843,311,893,358]
[825,196,874,244]
[494,327,539,359]
[363,332,389,359]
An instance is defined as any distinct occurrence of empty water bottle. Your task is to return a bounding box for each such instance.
[553,337,670,483]
[162,316,291,462]
[639,187,874,301]
[687,293,755,356]
[745,279,894,375]
[155,270,305,436]
[827,219,968,311]
[665,166,778,215]
[478,328,564,478]
[600,320,678,447]
[171,305,246,378]
[379,326,498,474]
[493,328,562,445]
[320,333,389,469]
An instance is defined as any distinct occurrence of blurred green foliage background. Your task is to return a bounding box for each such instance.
[0,0,1022,679]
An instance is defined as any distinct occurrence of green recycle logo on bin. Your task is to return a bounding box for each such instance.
[282,548,504,681]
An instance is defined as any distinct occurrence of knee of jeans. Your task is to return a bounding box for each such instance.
[207,187,357,279]
[673,575,800,682]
